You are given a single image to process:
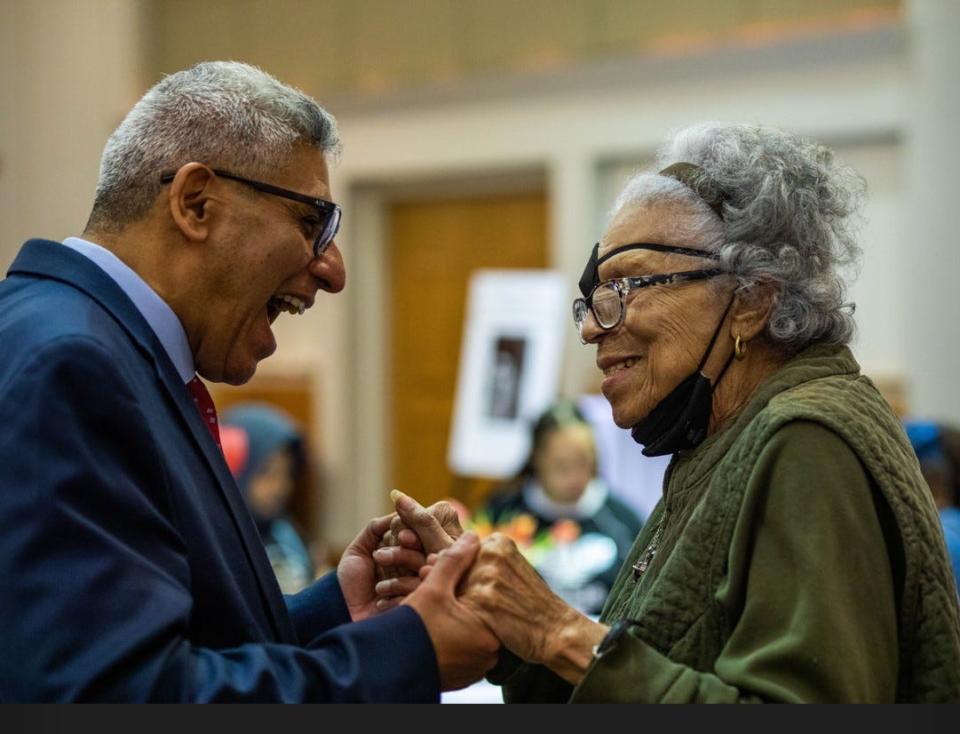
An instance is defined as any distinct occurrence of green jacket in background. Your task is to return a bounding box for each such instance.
[494,344,960,702]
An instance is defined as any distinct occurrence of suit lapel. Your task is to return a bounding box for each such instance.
[8,240,297,643]
[153,363,297,643]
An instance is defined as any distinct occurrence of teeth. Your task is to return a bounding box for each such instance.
[603,357,639,376]
[274,295,306,316]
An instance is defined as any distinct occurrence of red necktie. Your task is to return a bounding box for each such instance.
[187,375,221,449]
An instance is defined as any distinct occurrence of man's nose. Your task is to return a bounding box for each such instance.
[309,242,346,293]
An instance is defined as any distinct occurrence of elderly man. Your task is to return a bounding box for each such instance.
[0,61,496,702]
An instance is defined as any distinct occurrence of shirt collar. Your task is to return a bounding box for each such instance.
[522,478,608,521]
[62,237,196,383]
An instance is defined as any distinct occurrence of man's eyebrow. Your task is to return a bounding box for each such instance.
[283,199,318,218]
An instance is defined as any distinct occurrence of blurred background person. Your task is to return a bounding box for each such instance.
[944,426,960,593]
[481,400,643,615]
[904,419,960,594]
[222,404,317,594]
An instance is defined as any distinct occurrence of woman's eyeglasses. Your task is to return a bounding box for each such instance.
[572,269,723,343]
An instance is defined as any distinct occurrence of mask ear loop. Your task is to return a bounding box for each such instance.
[697,292,738,385]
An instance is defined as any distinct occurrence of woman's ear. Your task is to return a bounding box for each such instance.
[166,163,218,243]
[730,280,778,342]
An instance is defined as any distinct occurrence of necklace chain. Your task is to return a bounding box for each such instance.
[631,517,665,582]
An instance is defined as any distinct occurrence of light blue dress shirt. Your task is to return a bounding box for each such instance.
[61,237,195,383]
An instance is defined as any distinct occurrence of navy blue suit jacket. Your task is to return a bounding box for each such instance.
[0,240,440,702]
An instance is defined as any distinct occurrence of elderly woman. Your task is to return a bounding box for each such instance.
[381,123,960,703]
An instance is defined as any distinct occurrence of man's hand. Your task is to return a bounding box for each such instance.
[402,532,500,691]
[421,533,607,687]
[337,513,425,622]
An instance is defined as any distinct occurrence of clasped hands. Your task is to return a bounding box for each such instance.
[369,490,607,688]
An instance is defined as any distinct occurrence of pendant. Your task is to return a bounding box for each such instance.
[631,547,656,581]
[631,520,664,582]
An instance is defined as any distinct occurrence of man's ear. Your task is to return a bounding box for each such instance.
[730,280,778,342]
[166,163,218,242]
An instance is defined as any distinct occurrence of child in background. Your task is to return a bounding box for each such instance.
[479,400,643,615]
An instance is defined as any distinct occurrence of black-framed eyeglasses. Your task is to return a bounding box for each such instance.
[160,168,341,258]
[572,269,723,343]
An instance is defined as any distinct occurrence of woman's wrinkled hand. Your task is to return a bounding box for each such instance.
[418,533,607,685]
[372,491,465,607]
[421,533,570,664]
[383,490,464,553]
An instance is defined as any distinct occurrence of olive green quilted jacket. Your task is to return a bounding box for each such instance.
[494,344,960,702]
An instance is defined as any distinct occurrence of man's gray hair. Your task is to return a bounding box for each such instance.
[613,122,865,351]
[86,61,340,232]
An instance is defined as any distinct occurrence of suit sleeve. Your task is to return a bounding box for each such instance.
[285,573,352,644]
[568,421,899,703]
[0,338,439,702]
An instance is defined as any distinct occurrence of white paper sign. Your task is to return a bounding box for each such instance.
[447,269,568,478]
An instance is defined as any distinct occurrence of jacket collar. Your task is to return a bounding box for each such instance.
[668,342,860,502]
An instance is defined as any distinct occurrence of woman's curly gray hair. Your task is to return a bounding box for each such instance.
[614,122,865,351]
[86,61,340,233]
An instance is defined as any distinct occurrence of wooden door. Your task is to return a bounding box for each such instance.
[388,191,547,510]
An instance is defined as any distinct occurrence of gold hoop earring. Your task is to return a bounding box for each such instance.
[734,334,747,360]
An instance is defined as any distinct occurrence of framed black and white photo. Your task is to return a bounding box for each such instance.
[448,270,567,478]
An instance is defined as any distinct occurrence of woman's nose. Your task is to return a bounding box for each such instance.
[579,309,605,344]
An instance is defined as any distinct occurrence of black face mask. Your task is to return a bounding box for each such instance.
[630,297,736,457]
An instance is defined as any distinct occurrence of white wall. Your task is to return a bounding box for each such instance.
[903,0,960,422]
[842,142,908,380]
[0,0,146,269]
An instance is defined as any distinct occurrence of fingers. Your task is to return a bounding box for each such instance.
[388,515,404,543]
[372,546,427,576]
[421,532,479,595]
[374,575,422,598]
[366,513,395,542]
[390,489,455,553]
[426,501,465,540]
[416,553,440,580]
[480,532,521,561]
[352,513,396,556]
[386,517,424,552]
[398,528,422,549]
